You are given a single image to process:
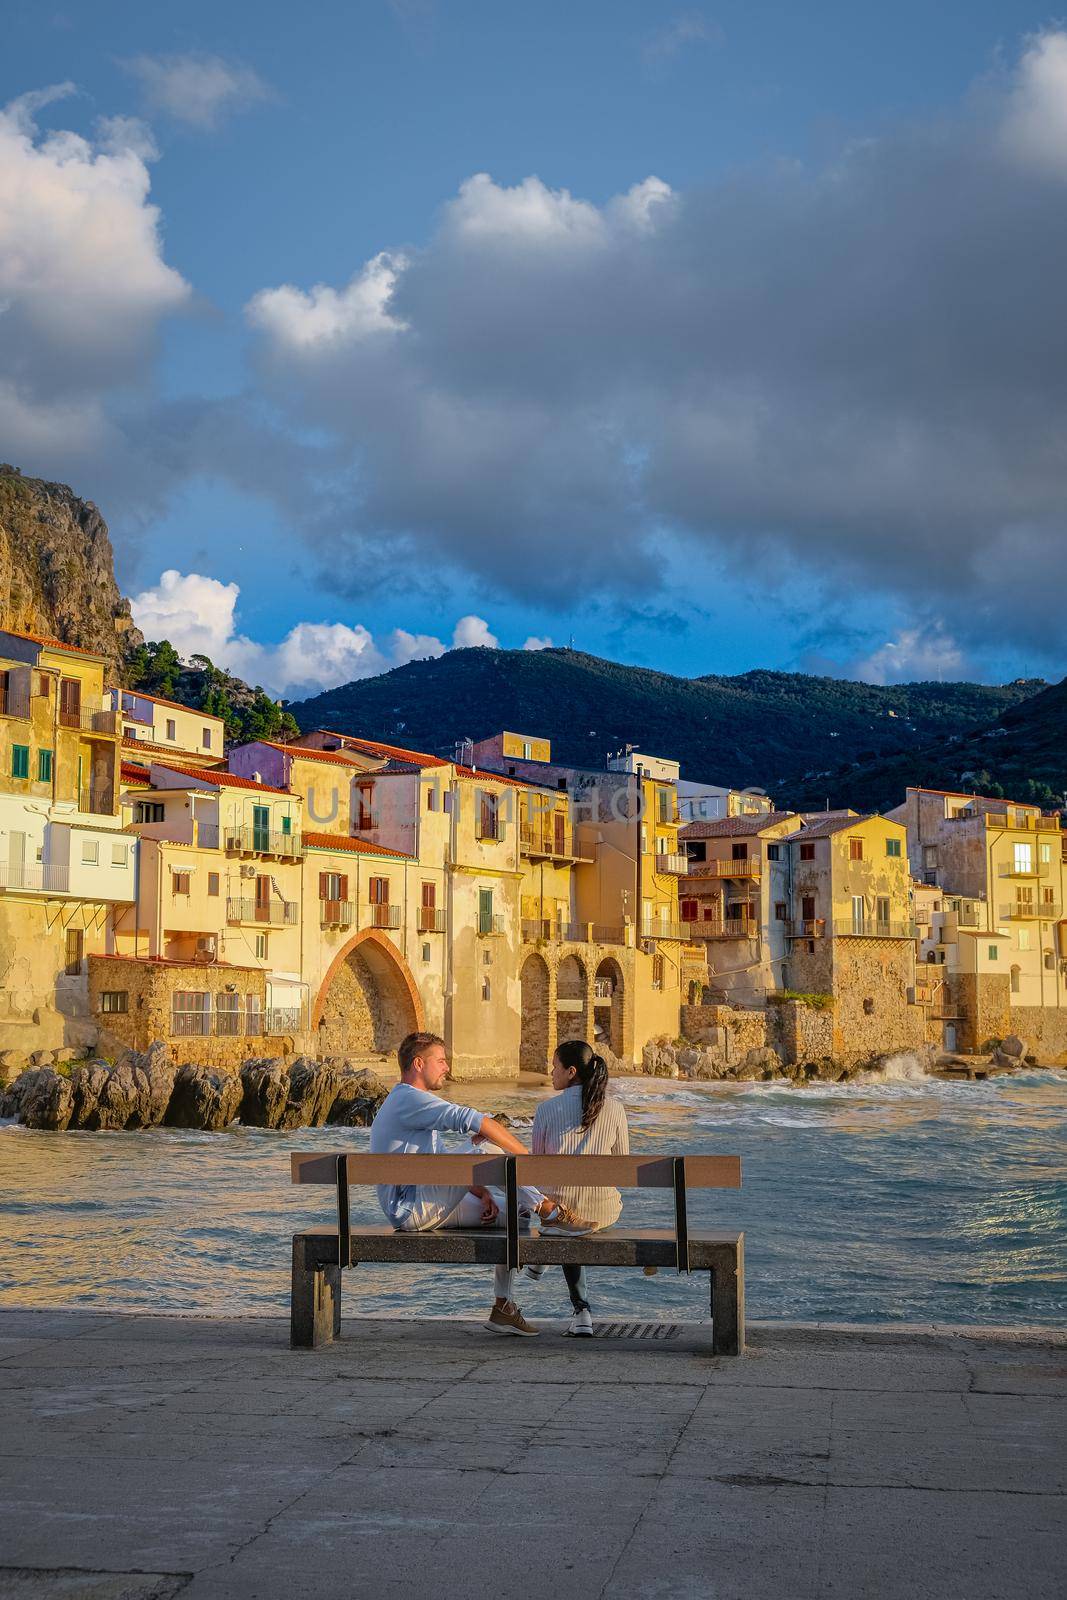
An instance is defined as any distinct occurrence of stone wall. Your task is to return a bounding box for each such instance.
[950,972,1011,1053]
[825,939,926,1064]
[0,899,102,1053]
[88,956,272,1069]
[1009,1005,1067,1065]
[777,1000,835,1064]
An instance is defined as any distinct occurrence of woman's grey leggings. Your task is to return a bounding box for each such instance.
[563,1263,589,1313]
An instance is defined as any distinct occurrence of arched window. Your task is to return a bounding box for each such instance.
[1010,965,1021,995]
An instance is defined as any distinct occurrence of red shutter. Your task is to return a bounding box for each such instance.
[422,881,435,909]
[319,872,329,900]
[339,874,348,901]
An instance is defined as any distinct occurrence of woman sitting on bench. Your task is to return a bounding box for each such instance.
[526,1040,630,1337]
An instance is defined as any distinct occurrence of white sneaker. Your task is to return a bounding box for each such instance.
[566,1308,593,1338]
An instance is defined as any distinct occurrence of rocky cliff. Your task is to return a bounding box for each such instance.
[0,464,143,682]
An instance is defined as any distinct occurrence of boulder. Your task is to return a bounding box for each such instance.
[999,1034,1027,1060]
[7,1067,74,1129]
[239,1059,291,1128]
[29,1049,55,1067]
[51,1046,86,1065]
[328,1063,390,1127]
[0,1049,30,1071]
[641,1038,681,1078]
[240,1056,341,1130]
[743,1046,783,1078]
[68,1043,176,1130]
[166,1064,242,1131]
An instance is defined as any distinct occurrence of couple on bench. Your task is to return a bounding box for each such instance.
[370,1031,630,1337]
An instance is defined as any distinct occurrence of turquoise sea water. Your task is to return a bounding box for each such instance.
[2,1068,1065,1326]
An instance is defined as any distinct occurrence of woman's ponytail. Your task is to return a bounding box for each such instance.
[555,1039,610,1129]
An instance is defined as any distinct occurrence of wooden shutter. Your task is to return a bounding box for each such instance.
[422,881,435,909]
[339,874,348,901]
[319,872,329,900]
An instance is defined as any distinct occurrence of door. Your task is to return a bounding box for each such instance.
[421,880,436,931]
[553,811,565,856]
[851,894,866,933]
[478,888,493,935]
[59,677,81,729]
[255,874,271,923]
[944,1022,957,1053]
[252,805,270,853]
[8,830,25,890]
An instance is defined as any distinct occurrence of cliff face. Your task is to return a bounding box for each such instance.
[0,464,143,683]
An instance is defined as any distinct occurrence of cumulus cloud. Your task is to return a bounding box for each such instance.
[523,635,553,651]
[122,52,271,131]
[807,626,970,686]
[643,13,724,67]
[130,570,498,697]
[0,84,189,455]
[241,30,1067,665]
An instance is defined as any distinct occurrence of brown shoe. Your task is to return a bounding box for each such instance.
[484,1301,539,1337]
[541,1201,594,1235]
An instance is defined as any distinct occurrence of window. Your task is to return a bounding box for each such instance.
[801,895,816,921]
[775,901,788,921]
[81,840,99,865]
[426,786,437,811]
[651,952,664,991]
[65,928,83,976]
[886,837,901,857]
[1041,886,1056,909]
[1017,928,1031,951]
[876,896,891,929]
[481,976,492,1001]
[281,815,292,836]
[320,871,347,901]
[849,838,864,861]
[443,790,453,812]
[657,788,672,823]
[800,841,815,861]
[255,933,268,959]
[111,842,128,867]
[357,784,375,829]
[731,843,748,860]
[35,672,50,698]
[37,749,53,783]
[477,789,499,840]
[100,990,128,1014]
[988,946,999,961]
[172,870,191,895]
[207,871,220,896]
[215,992,241,1036]
[1040,842,1052,864]
[172,991,210,1035]
[135,801,165,824]
[246,994,262,1034]
[202,727,212,749]
[422,942,431,963]
[369,876,389,904]
[11,745,29,779]
[767,844,780,861]
[478,887,494,935]
[1010,964,1021,995]
[680,897,698,921]
[166,718,176,740]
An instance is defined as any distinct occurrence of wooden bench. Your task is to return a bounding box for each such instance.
[290,1151,744,1355]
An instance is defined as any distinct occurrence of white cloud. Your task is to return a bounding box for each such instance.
[850,628,968,686]
[0,84,188,456]
[643,13,724,67]
[451,615,498,650]
[1001,30,1067,177]
[122,53,271,131]
[523,635,553,651]
[130,571,499,697]
[246,252,409,351]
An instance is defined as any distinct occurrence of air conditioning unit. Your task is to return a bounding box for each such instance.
[641,938,656,955]
[193,936,217,962]
[240,864,256,878]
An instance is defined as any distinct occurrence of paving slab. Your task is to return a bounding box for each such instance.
[0,1310,1063,1600]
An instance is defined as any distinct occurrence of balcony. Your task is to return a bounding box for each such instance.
[688,916,758,940]
[997,859,1049,879]
[0,862,70,894]
[655,851,690,876]
[641,920,691,942]
[193,822,220,849]
[266,1006,306,1036]
[478,912,506,936]
[522,919,628,945]
[0,685,30,720]
[687,858,762,880]
[59,703,121,736]
[224,825,303,860]
[418,907,446,933]
[519,822,593,862]
[830,919,917,940]
[226,896,298,926]
[786,918,827,938]
[999,900,1061,922]
[77,787,116,817]
[370,903,401,930]
[320,899,355,929]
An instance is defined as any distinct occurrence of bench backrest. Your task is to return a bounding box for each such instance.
[291,1152,741,1273]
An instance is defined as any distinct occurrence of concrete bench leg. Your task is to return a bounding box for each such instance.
[710,1240,745,1357]
[291,1237,342,1349]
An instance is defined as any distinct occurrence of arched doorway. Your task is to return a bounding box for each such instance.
[519,953,551,1074]
[312,930,423,1058]
[555,952,587,1048]
[593,957,625,1058]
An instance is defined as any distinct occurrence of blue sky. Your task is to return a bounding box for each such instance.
[2,2,1064,697]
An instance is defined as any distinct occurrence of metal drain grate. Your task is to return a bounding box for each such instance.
[591,1321,680,1340]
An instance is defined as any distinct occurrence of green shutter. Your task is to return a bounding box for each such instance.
[37,749,53,782]
[12,745,29,779]
[478,888,493,934]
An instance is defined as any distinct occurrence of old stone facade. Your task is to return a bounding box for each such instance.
[1008,1004,1067,1064]
[519,938,637,1072]
[89,954,272,1069]
[787,934,925,1063]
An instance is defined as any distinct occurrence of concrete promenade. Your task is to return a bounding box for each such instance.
[0,1310,1064,1600]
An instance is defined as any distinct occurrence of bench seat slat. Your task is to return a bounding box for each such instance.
[293,1224,743,1270]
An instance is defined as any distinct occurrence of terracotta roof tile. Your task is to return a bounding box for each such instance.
[120,761,151,782]
[148,761,291,795]
[785,814,880,840]
[303,831,412,859]
[296,731,450,768]
[253,739,368,768]
[0,627,102,659]
[680,811,797,839]
[113,688,227,718]
[122,733,223,762]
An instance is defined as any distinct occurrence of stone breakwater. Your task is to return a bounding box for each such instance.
[0,1044,390,1133]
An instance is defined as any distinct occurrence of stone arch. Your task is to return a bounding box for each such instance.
[555,951,589,1048]
[519,952,551,1074]
[593,956,625,1058]
[312,929,423,1057]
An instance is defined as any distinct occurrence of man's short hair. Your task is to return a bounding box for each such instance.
[397,1031,446,1075]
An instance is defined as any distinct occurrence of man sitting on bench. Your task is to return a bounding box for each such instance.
[370,1032,588,1337]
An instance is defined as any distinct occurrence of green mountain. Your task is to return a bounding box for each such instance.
[287,647,1057,812]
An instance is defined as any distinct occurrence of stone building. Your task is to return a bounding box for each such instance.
[679,811,801,1004]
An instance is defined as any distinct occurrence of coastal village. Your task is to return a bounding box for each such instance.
[0,623,1065,1117]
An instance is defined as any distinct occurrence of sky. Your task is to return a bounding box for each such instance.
[1,1,1064,700]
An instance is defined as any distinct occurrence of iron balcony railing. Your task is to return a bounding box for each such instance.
[0,685,30,720]
[521,919,629,944]
[212,1003,265,1038]
[77,788,116,816]
[370,903,401,929]
[320,899,355,928]
[0,861,70,893]
[224,826,303,859]
[59,703,121,735]
[655,851,690,876]
[641,919,693,942]
[519,822,594,862]
[194,822,220,849]
[171,1001,265,1038]
[478,912,506,936]
[785,917,827,937]
[830,919,917,939]
[266,1006,306,1035]
[418,907,446,932]
[997,859,1050,878]
[226,896,299,926]
[688,858,762,880]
